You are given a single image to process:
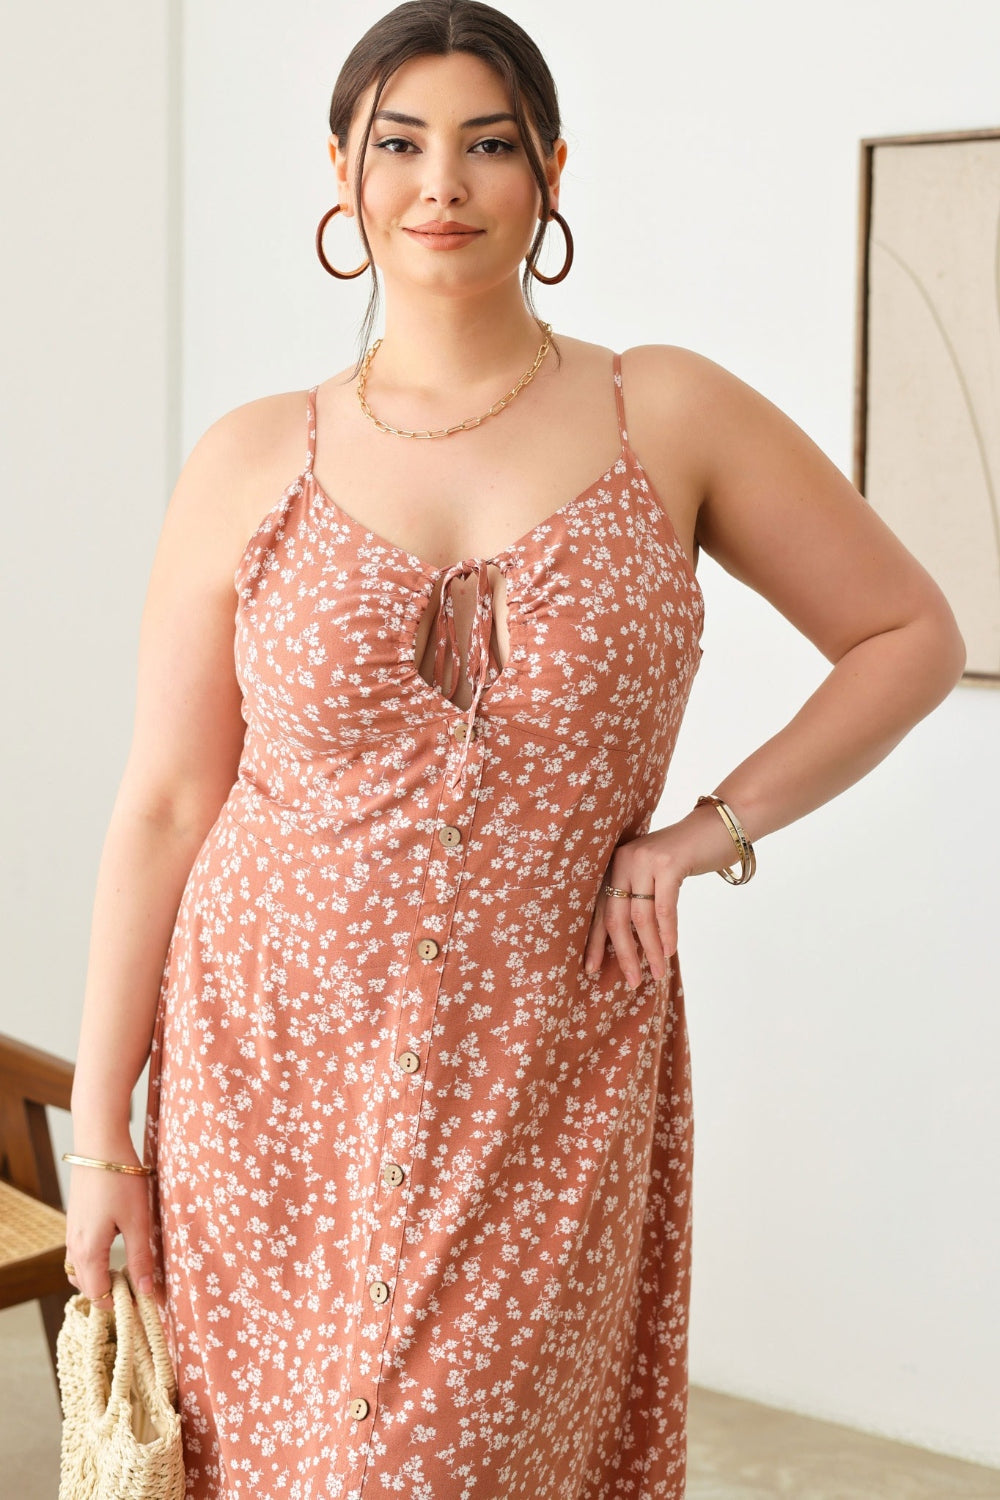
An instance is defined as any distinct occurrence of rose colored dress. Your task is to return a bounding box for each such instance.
[143,352,705,1499]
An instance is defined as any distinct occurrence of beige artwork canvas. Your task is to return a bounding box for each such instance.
[855,128,1000,684]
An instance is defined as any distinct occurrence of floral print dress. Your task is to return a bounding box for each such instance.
[143,351,705,1499]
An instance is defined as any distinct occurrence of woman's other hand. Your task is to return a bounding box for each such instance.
[63,1138,157,1309]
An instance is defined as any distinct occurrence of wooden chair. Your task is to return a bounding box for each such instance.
[0,1032,76,1404]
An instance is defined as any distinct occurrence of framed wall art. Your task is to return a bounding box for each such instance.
[854,125,1000,685]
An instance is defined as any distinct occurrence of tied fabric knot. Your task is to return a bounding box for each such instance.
[431,558,499,791]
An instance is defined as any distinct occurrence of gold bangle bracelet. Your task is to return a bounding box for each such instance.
[698,795,755,884]
[61,1152,155,1176]
[694,795,756,885]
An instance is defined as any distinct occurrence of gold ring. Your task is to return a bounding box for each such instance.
[602,884,655,900]
[64,1260,111,1301]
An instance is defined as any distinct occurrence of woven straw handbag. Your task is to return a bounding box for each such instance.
[55,1266,184,1499]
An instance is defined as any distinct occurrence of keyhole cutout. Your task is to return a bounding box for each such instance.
[414,564,510,712]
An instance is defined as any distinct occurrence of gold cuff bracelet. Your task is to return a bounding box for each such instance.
[694,794,756,885]
[61,1152,155,1176]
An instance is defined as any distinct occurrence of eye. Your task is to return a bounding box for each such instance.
[373,136,517,157]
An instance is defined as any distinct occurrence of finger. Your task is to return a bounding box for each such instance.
[653,891,679,959]
[91,1265,114,1303]
[69,1244,115,1307]
[603,894,643,989]
[89,1278,114,1308]
[583,893,609,973]
[125,1231,157,1299]
[629,898,667,979]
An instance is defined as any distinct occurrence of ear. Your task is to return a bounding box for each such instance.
[545,138,568,217]
[329,134,353,216]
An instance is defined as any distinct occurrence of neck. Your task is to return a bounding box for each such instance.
[368,284,548,399]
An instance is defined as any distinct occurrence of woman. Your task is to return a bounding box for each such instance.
[62,3,966,1497]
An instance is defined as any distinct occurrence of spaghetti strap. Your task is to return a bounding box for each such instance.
[612,351,629,448]
[305,385,318,474]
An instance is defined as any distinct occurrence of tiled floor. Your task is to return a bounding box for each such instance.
[5,1297,998,1498]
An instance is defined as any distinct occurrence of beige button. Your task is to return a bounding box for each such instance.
[416,937,440,961]
[452,721,475,742]
[438,824,462,847]
[349,1396,370,1420]
[383,1162,405,1187]
[369,1280,390,1305]
[397,1050,420,1073]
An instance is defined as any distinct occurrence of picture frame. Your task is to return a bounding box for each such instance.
[854,125,1000,685]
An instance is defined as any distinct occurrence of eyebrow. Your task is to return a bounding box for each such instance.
[373,110,518,129]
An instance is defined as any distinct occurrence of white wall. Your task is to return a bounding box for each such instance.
[5,0,997,1471]
[1,0,178,1222]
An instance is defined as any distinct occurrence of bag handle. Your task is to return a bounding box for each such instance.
[83,1268,178,1420]
[82,1271,130,1421]
[127,1270,179,1406]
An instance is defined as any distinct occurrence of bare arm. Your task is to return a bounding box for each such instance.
[586,346,966,982]
[677,346,964,857]
[63,392,305,1308]
[63,396,300,1307]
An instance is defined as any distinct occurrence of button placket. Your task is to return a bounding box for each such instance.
[443,703,489,796]
[346,734,487,1495]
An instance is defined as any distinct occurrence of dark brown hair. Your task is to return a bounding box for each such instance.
[327,0,564,370]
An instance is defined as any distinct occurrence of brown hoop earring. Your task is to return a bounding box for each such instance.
[315,203,370,280]
[527,209,573,285]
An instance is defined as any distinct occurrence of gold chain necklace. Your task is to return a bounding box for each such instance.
[356,319,553,439]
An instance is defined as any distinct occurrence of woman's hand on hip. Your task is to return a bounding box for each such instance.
[583,827,694,988]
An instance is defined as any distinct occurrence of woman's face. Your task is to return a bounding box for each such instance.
[330,50,566,298]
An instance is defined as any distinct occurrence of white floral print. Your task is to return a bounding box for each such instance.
[142,353,705,1499]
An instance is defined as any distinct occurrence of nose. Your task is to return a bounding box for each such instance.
[418,147,469,207]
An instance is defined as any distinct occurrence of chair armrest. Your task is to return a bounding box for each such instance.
[0,1033,74,1112]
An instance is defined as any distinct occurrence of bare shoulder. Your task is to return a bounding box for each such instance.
[548,333,717,410]
[164,388,314,581]
[185,387,308,478]
[618,342,745,430]
[617,340,853,488]
[201,387,310,515]
[616,341,843,540]
[609,343,727,568]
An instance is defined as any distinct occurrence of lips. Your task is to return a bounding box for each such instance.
[405,222,482,234]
